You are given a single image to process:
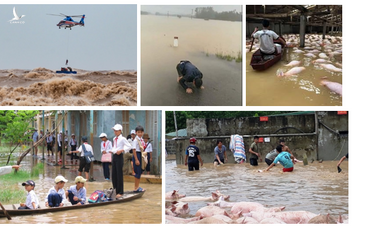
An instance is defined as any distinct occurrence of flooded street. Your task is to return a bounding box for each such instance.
[0,155,161,224]
[141,15,242,106]
[166,159,348,217]
[246,34,342,106]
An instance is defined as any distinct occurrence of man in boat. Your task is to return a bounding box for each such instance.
[66,176,87,205]
[251,19,286,55]
[176,60,204,94]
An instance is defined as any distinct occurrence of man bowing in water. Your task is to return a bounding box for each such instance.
[176,60,204,94]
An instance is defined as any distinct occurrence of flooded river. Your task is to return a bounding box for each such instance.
[0,155,161,224]
[141,15,242,106]
[165,159,348,217]
[246,34,342,106]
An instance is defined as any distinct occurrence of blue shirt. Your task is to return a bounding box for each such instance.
[273,151,293,168]
[185,145,200,163]
[68,185,87,203]
[214,145,226,160]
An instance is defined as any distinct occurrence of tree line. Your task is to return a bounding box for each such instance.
[195,7,242,21]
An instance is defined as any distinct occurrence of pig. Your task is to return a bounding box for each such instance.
[179,190,229,202]
[165,190,186,200]
[308,213,338,224]
[270,211,318,224]
[277,67,305,77]
[304,53,316,58]
[208,214,234,224]
[319,53,329,59]
[312,58,330,64]
[231,202,265,214]
[165,215,202,224]
[293,49,305,53]
[208,195,237,208]
[320,64,342,73]
[284,60,301,67]
[260,217,287,224]
[320,77,342,96]
[171,202,190,216]
[236,216,259,224]
[195,206,231,218]
[188,216,228,224]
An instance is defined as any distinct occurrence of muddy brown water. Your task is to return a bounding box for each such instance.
[0,155,161,224]
[165,159,348,217]
[246,39,342,106]
[141,15,242,106]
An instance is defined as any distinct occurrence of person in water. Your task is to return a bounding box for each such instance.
[176,60,204,94]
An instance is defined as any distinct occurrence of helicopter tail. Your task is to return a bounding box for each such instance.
[79,15,85,25]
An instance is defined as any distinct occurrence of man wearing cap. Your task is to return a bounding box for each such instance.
[19,180,39,209]
[110,124,132,198]
[45,175,68,207]
[176,60,204,94]
[70,136,93,180]
[100,133,112,180]
[184,137,203,171]
[66,176,87,205]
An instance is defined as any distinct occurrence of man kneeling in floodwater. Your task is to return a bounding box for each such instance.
[264,145,294,172]
[176,60,204,94]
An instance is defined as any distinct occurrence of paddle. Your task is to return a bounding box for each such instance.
[0,201,12,220]
[249,27,258,52]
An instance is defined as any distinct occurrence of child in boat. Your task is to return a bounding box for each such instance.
[132,126,146,192]
[19,180,39,209]
[45,175,68,207]
[66,176,87,205]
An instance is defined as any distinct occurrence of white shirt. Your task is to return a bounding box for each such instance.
[253,29,279,54]
[132,136,145,152]
[77,143,93,157]
[101,140,112,153]
[145,142,153,153]
[58,133,62,147]
[111,134,131,154]
[25,190,39,209]
[45,186,67,204]
[0,166,12,176]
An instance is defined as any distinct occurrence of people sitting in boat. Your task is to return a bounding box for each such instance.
[18,180,39,210]
[65,176,87,205]
[45,175,68,207]
[251,19,286,55]
[176,60,204,94]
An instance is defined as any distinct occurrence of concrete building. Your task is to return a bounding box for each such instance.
[171,111,348,164]
[35,110,162,175]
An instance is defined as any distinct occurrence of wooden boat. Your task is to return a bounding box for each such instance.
[250,37,286,71]
[0,190,144,218]
[123,175,162,184]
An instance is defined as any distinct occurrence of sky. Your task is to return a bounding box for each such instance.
[0,4,137,70]
[141,5,242,15]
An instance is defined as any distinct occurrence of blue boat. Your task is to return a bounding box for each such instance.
[56,67,77,74]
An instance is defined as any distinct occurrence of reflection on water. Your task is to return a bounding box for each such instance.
[141,15,242,106]
[0,155,161,224]
[246,35,342,106]
[165,159,348,216]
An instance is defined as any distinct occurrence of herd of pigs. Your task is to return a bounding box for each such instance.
[247,34,342,96]
[165,190,348,224]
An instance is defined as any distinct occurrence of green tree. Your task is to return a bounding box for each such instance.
[0,110,39,161]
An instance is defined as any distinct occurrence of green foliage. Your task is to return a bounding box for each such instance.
[165,111,293,133]
[195,7,242,21]
[0,110,39,153]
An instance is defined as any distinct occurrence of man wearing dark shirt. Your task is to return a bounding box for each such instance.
[176,60,204,94]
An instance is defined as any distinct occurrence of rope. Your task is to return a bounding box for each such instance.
[332,139,346,161]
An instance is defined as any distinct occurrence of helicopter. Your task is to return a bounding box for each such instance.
[48,13,85,30]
